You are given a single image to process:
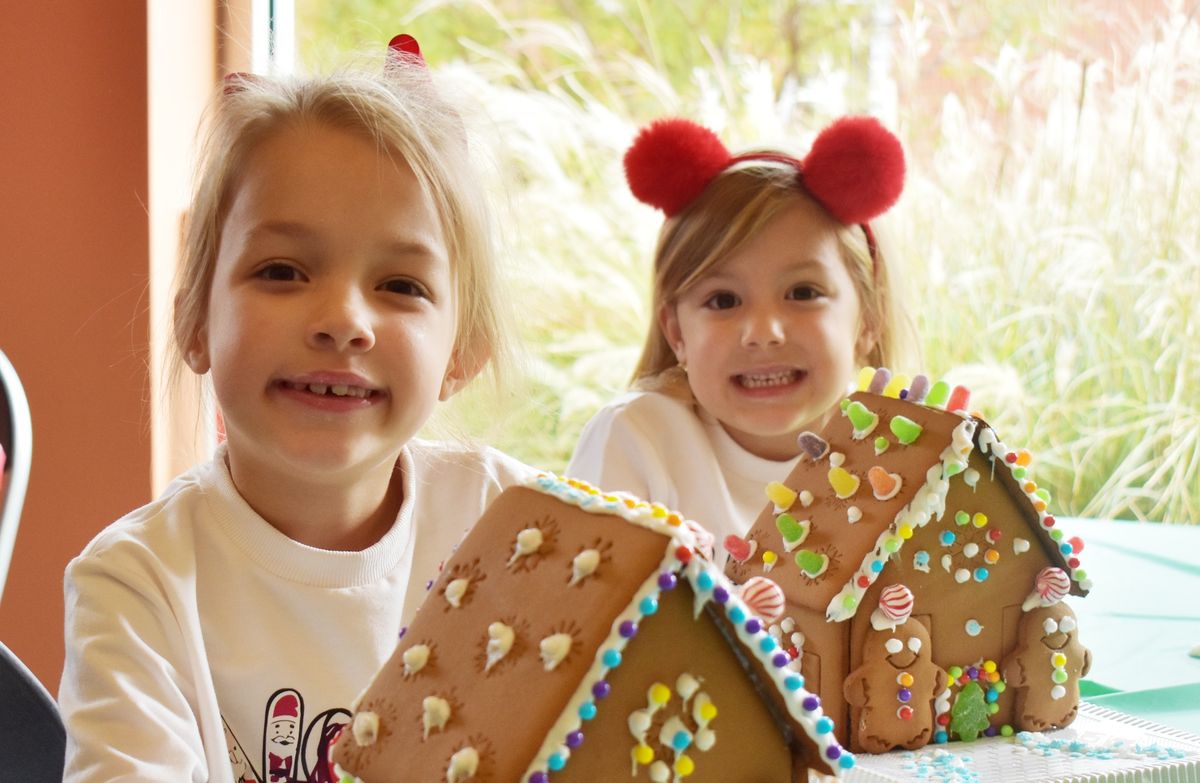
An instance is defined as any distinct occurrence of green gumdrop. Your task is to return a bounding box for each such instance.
[1013,467,1027,479]
[950,681,990,741]
[1036,487,1052,502]
[874,436,889,454]
[955,510,970,526]
[840,398,851,412]
[846,401,879,433]
[776,513,806,543]
[889,415,924,445]
[795,549,828,576]
[926,380,951,407]
[944,461,965,477]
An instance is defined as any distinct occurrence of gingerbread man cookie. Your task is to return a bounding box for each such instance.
[844,620,946,753]
[1003,602,1091,731]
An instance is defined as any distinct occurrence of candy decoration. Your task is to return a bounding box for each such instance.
[723,534,756,563]
[569,549,601,586]
[447,747,479,783]
[775,513,810,551]
[1013,538,1031,555]
[1022,567,1071,611]
[445,578,470,608]
[797,431,830,461]
[508,527,544,566]
[798,489,814,507]
[847,506,863,524]
[423,696,451,739]
[908,374,929,403]
[739,576,787,623]
[403,644,430,677]
[874,436,889,455]
[926,380,951,408]
[856,366,876,391]
[889,415,924,445]
[868,367,891,394]
[846,401,880,438]
[540,633,574,671]
[946,385,971,413]
[870,584,914,630]
[352,710,380,746]
[913,550,930,572]
[828,466,860,499]
[965,619,983,636]
[1068,536,1085,554]
[883,374,909,398]
[795,549,830,579]
[485,622,515,672]
[766,481,798,510]
[867,466,902,500]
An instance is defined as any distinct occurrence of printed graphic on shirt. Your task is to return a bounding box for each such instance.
[224,688,351,783]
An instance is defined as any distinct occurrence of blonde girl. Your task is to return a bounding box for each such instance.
[60,36,535,782]
[568,117,914,547]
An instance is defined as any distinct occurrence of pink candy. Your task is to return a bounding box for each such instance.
[870,584,914,630]
[724,534,755,563]
[1036,567,1071,604]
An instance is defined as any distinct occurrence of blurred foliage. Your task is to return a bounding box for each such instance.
[294,0,1199,523]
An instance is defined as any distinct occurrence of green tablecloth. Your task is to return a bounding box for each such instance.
[1060,517,1200,734]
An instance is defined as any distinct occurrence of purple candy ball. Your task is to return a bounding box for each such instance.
[658,572,678,591]
[567,731,584,748]
[772,653,790,668]
[826,745,842,760]
[803,695,821,711]
[713,586,730,604]
[619,620,638,638]
[529,774,548,783]
[592,680,611,699]
[745,618,762,634]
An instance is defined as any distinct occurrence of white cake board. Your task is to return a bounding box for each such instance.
[839,703,1200,783]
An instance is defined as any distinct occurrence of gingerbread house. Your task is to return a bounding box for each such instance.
[332,475,855,782]
[724,368,1092,754]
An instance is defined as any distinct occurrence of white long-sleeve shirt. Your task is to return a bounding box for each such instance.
[60,440,536,783]
[566,390,800,545]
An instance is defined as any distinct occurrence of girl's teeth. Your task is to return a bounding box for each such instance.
[331,384,349,396]
[286,382,371,397]
[741,371,796,388]
[309,383,328,395]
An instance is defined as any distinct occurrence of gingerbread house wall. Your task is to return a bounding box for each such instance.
[841,445,1066,747]
[554,585,803,783]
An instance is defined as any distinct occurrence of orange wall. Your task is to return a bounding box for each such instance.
[0,3,153,688]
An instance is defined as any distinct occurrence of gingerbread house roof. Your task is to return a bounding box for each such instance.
[332,474,855,782]
[725,369,1091,623]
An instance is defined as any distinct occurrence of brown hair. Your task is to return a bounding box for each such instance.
[631,162,915,396]
[171,65,510,392]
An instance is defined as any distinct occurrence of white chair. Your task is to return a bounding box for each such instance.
[0,348,33,606]
[0,640,65,780]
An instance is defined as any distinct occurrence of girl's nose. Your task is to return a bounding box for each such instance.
[742,309,786,347]
[307,288,376,353]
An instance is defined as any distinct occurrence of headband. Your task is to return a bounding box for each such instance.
[222,32,428,94]
[623,116,905,262]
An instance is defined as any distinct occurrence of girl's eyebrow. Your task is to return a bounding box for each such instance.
[248,220,442,259]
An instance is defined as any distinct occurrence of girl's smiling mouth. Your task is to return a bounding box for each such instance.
[735,368,806,389]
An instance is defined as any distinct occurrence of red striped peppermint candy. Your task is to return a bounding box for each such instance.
[739,576,786,624]
[871,584,914,630]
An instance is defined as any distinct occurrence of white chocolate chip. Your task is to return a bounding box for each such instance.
[676,673,700,701]
[847,506,862,524]
[351,711,379,746]
[485,622,514,672]
[423,696,451,739]
[539,633,573,671]
[447,747,480,783]
[568,549,601,586]
[445,578,470,608]
[799,490,814,508]
[402,644,430,676]
[508,527,544,567]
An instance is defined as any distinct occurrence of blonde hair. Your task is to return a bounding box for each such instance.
[171,64,510,391]
[631,163,916,396]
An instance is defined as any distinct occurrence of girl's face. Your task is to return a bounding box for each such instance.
[660,196,869,460]
[186,122,467,492]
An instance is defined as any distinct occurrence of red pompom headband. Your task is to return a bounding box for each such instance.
[623,116,905,263]
[223,33,428,94]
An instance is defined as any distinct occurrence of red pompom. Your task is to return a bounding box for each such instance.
[388,33,426,68]
[801,116,905,224]
[624,119,732,216]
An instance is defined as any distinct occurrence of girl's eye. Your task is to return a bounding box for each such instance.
[256,262,302,282]
[381,278,431,299]
[703,292,740,310]
[788,285,821,301]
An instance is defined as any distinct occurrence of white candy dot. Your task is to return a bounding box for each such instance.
[1051,685,1067,700]
[885,638,904,654]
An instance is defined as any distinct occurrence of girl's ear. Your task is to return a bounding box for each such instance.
[657,302,687,367]
[175,293,211,374]
[438,344,484,401]
[855,317,879,367]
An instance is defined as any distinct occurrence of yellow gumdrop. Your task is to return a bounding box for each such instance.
[1052,653,1067,668]
[650,683,672,705]
[651,504,668,518]
[634,744,654,765]
[766,481,798,509]
[883,374,910,398]
[699,703,718,722]
[828,467,861,499]
[983,660,997,673]
[857,366,876,391]
[898,523,914,540]
[675,755,696,777]
[762,551,778,566]
[973,513,988,528]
